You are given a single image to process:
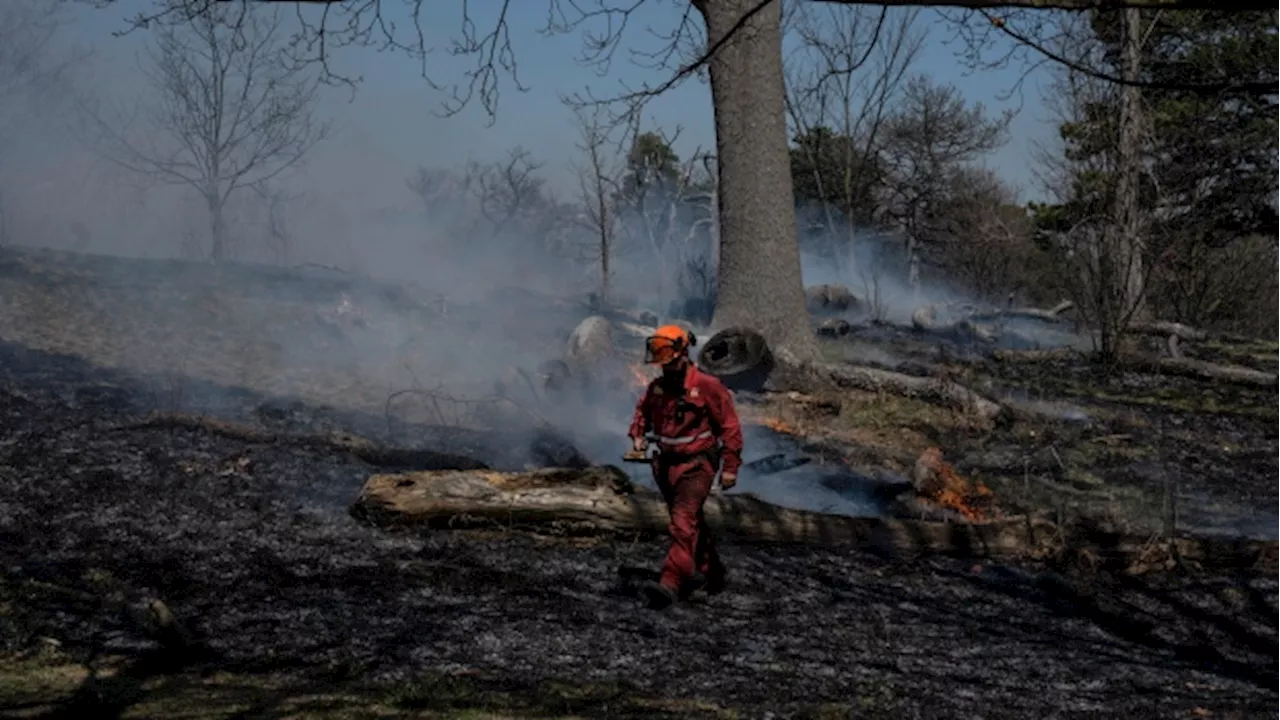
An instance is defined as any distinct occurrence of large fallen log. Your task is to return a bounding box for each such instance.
[818,361,1005,422]
[353,467,1279,572]
[352,465,1060,558]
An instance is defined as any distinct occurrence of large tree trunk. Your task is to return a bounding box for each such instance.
[697,0,817,360]
[352,466,1058,557]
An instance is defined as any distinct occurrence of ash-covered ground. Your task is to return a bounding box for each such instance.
[0,246,1277,718]
[0,330,1276,717]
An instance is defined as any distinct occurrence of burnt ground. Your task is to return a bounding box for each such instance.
[810,332,1279,540]
[0,246,1276,718]
[0,339,1275,718]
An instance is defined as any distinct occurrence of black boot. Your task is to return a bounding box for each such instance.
[642,581,677,610]
[704,567,728,595]
[679,570,728,602]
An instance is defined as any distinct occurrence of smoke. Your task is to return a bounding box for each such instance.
[0,1,1089,525]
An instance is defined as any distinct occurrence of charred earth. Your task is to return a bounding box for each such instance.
[0,247,1276,719]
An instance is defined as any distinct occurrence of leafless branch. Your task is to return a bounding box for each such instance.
[77,2,330,260]
[936,7,1277,101]
[784,4,925,273]
[0,1,81,103]
[82,0,1272,133]
[567,101,623,297]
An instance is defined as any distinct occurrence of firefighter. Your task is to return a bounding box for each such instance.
[628,324,743,609]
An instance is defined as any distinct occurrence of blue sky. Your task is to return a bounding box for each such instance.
[69,0,1061,204]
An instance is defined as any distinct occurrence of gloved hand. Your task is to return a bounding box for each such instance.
[719,472,737,491]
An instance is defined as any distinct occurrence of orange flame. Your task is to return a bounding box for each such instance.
[760,416,799,435]
[914,447,1000,522]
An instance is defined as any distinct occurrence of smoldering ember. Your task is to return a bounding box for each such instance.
[0,243,1275,719]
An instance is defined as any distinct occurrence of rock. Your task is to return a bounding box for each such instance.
[565,315,615,364]
[805,284,858,315]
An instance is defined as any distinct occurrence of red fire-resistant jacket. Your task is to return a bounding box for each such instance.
[628,366,743,477]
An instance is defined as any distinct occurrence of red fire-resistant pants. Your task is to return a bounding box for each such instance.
[653,452,724,592]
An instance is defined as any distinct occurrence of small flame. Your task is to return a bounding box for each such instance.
[914,447,1000,522]
[760,416,798,435]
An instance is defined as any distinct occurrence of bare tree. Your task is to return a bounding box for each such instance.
[0,1,87,247]
[471,147,548,242]
[409,147,579,268]
[926,166,1041,303]
[784,4,925,275]
[249,179,297,264]
[94,0,1250,357]
[878,75,1011,296]
[1028,9,1205,360]
[569,105,621,300]
[0,0,79,108]
[407,164,477,237]
[80,3,328,260]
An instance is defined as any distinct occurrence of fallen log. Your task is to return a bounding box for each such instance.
[697,327,1005,421]
[1127,321,1208,342]
[911,301,1075,343]
[1120,355,1278,388]
[910,303,997,343]
[352,466,1280,572]
[113,412,489,470]
[821,362,1005,422]
[968,300,1075,324]
[352,466,1061,558]
[989,348,1275,387]
[772,347,1005,423]
[991,348,1079,363]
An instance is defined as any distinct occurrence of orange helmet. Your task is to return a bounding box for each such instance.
[644,324,697,365]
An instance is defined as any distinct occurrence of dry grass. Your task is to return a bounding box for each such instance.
[737,388,969,473]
